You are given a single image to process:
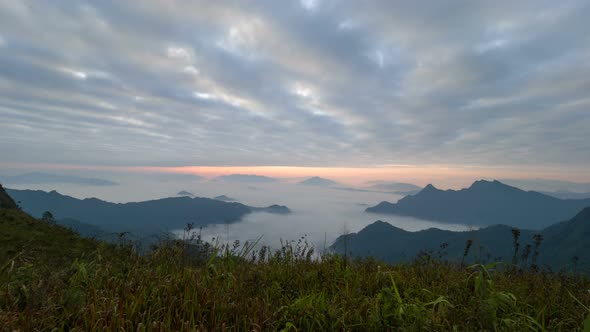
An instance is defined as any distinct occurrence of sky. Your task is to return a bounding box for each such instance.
[1,1,590,184]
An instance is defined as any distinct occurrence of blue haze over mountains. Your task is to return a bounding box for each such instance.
[6,188,289,236]
[366,180,590,229]
[297,176,338,187]
[0,172,118,186]
[214,174,279,183]
[332,207,590,271]
[3,173,590,270]
[1,172,461,248]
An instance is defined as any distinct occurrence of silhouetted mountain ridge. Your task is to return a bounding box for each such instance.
[540,191,590,200]
[7,188,291,235]
[214,174,278,183]
[0,172,117,186]
[333,207,590,271]
[366,181,422,192]
[298,177,338,186]
[213,195,236,202]
[251,204,291,214]
[366,180,590,229]
[501,178,590,193]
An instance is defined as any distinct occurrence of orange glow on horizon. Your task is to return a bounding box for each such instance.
[152,165,590,188]
[2,162,589,189]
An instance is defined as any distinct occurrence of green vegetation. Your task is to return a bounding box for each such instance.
[1,180,589,331]
[0,209,589,331]
[0,208,111,267]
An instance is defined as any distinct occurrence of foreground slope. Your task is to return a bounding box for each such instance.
[1,185,589,331]
[0,184,18,209]
[0,209,107,266]
[366,180,590,229]
[0,185,108,267]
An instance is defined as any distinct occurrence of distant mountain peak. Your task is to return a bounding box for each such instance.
[470,179,500,188]
[366,181,422,193]
[371,219,388,226]
[0,172,118,186]
[298,176,337,186]
[422,184,438,192]
[213,195,236,202]
[367,220,394,229]
[363,220,408,234]
[468,180,521,193]
[214,174,278,183]
[250,204,291,214]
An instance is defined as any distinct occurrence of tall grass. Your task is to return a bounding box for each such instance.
[1,234,589,331]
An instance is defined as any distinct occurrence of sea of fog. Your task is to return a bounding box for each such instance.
[5,173,472,250]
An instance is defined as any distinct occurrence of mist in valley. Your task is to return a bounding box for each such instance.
[2,171,472,249]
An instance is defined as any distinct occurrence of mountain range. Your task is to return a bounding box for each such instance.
[366,180,590,229]
[213,174,278,183]
[0,172,118,186]
[366,181,422,194]
[332,207,590,271]
[539,191,590,200]
[151,173,203,182]
[6,188,290,235]
[500,178,590,193]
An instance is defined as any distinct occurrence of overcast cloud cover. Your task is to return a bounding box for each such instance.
[1,0,589,170]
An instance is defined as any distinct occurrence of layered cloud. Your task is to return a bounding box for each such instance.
[1,0,589,169]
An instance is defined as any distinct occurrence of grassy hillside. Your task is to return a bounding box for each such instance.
[1,220,589,330]
[0,208,109,267]
[1,188,590,330]
[0,184,17,209]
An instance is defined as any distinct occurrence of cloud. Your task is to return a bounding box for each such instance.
[0,0,589,170]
